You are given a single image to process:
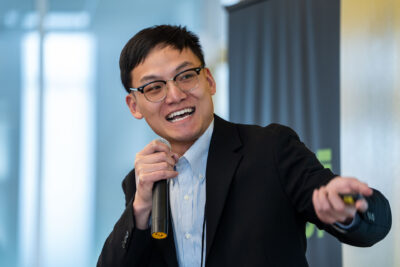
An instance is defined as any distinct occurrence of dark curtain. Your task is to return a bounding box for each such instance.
[227,0,341,266]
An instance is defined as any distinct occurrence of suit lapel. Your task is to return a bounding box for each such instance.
[205,115,243,260]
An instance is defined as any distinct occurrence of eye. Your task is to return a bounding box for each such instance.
[177,71,196,82]
[144,82,164,93]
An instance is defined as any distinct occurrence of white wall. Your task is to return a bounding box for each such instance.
[341,1,400,266]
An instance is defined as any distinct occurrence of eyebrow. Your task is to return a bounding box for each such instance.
[139,61,195,84]
[175,61,193,72]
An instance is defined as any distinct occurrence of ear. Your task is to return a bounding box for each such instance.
[126,93,143,119]
[204,68,216,95]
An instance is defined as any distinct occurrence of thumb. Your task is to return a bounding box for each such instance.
[355,199,369,213]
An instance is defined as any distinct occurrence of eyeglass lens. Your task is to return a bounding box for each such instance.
[143,69,199,102]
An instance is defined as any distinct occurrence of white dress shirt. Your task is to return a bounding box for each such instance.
[169,120,214,267]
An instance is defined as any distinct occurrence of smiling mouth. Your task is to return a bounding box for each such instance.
[166,107,195,122]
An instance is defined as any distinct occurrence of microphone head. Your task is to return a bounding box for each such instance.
[159,138,171,150]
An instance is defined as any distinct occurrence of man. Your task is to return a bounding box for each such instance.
[97,25,391,267]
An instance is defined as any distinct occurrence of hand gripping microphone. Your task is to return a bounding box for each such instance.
[151,138,171,239]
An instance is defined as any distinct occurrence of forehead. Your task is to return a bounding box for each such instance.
[131,46,201,84]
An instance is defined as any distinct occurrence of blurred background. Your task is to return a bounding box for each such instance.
[0,0,398,267]
[1,0,231,266]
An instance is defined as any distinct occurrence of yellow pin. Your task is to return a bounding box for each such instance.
[152,232,167,239]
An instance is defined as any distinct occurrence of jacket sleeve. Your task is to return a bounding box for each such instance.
[325,189,392,247]
[97,170,153,267]
[271,123,391,247]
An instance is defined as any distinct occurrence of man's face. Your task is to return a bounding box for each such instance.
[126,45,216,153]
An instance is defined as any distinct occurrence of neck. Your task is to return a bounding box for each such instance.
[170,140,196,157]
[168,115,214,156]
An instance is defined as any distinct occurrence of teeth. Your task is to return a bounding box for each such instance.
[167,108,194,120]
[170,115,190,123]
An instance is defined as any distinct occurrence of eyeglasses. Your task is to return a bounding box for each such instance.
[130,66,204,103]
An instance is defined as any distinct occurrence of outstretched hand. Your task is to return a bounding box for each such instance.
[312,177,373,225]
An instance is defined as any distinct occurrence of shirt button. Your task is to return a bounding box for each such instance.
[185,233,191,239]
[199,174,204,180]
[184,195,189,200]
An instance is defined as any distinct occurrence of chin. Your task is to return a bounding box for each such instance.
[168,130,201,143]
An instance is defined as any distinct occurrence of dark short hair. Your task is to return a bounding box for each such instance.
[119,25,205,93]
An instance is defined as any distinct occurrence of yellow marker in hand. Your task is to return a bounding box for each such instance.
[340,194,364,205]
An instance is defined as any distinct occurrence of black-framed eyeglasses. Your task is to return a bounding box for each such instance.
[130,66,204,103]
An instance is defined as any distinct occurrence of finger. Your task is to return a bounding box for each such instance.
[348,180,372,196]
[171,152,180,162]
[332,203,357,223]
[327,190,346,213]
[138,170,178,186]
[135,169,178,204]
[318,186,332,214]
[337,177,373,196]
[359,185,373,197]
[325,189,357,222]
[343,205,357,218]
[138,162,175,174]
[137,140,172,156]
[136,151,177,166]
[315,188,337,224]
[355,199,369,212]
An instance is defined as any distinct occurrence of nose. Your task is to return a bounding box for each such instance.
[164,80,187,104]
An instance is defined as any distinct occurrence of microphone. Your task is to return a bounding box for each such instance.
[151,138,171,239]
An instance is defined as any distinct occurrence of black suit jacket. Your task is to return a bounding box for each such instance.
[98,115,391,267]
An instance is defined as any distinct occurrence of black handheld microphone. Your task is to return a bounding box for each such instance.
[151,138,170,239]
